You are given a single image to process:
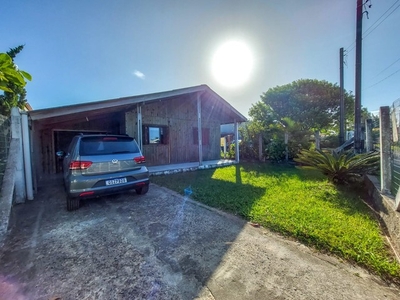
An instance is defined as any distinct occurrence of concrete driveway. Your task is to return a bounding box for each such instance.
[0,180,399,300]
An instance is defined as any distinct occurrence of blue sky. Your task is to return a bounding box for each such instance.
[2,0,400,117]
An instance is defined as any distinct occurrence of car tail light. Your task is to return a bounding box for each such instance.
[69,161,93,170]
[103,137,117,141]
[134,156,146,164]
[79,191,94,197]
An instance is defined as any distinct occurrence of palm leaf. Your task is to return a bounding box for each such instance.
[295,149,380,184]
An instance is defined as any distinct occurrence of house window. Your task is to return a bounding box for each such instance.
[193,127,210,145]
[143,125,168,145]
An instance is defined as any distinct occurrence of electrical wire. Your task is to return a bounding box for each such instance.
[363,0,400,39]
[363,67,400,90]
[346,0,399,54]
[362,0,400,88]
[345,44,356,56]
[345,0,370,54]
[373,56,400,79]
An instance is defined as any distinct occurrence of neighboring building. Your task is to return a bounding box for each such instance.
[28,85,247,183]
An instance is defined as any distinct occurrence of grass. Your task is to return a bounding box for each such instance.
[151,162,400,282]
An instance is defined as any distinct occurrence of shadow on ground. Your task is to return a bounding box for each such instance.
[0,177,247,299]
[1,176,400,300]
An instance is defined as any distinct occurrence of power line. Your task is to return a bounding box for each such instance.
[345,43,356,55]
[363,0,399,34]
[345,0,371,54]
[373,56,400,78]
[345,0,400,54]
[363,67,400,90]
[362,0,400,87]
[363,0,400,39]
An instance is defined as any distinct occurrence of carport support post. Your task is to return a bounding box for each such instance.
[197,93,203,166]
[137,104,143,151]
[21,113,34,200]
[380,106,391,194]
[11,107,26,203]
[234,121,239,163]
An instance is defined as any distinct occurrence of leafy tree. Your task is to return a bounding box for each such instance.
[0,45,32,115]
[258,79,355,149]
[362,108,379,128]
[246,101,311,161]
[248,101,277,130]
[238,103,276,160]
[238,121,264,160]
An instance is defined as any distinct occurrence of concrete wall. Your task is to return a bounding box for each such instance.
[0,138,19,244]
[365,175,400,259]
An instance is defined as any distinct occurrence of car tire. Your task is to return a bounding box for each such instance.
[67,195,80,211]
[136,185,149,195]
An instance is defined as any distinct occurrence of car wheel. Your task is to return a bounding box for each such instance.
[67,195,80,211]
[136,185,149,195]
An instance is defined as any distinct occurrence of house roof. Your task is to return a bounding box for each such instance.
[29,85,247,125]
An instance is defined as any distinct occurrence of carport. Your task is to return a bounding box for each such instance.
[27,85,247,194]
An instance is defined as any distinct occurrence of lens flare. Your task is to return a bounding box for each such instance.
[212,41,254,88]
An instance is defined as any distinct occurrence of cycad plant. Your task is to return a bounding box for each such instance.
[294,149,380,184]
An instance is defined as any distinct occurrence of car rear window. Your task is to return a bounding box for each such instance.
[79,136,140,155]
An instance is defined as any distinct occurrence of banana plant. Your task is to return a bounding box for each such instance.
[0,53,31,93]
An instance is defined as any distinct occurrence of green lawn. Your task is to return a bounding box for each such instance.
[151,162,400,282]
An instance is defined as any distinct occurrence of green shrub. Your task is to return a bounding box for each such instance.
[223,143,236,159]
[239,141,259,160]
[265,140,286,161]
[320,135,340,148]
[294,149,380,184]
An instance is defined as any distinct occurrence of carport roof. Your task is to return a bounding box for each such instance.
[28,84,247,124]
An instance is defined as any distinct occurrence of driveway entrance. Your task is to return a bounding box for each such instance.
[0,180,399,299]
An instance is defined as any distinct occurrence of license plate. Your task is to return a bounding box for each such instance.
[105,178,127,186]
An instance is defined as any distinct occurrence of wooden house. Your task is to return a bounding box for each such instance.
[28,85,247,183]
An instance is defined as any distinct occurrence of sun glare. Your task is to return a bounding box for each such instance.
[212,41,254,88]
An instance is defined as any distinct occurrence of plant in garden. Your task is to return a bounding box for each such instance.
[0,51,30,92]
[294,149,380,183]
[257,79,355,149]
[222,143,236,159]
[265,139,286,162]
[0,45,32,115]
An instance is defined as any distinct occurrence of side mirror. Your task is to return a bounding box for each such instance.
[56,150,65,158]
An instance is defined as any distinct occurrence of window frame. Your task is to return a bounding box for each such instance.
[143,125,168,145]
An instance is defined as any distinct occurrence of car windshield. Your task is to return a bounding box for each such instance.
[80,136,139,155]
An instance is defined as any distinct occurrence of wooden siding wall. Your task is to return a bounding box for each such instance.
[31,92,242,181]
[167,98,198,164]
[40,129,53,175]
[125,110,138,139]
[125,95,221,166]
[192,96,222,161]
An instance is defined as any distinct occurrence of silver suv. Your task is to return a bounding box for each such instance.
[60,134,149,211]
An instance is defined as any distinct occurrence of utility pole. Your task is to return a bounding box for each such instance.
[354,0,363,152]
[339,47,345,145]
